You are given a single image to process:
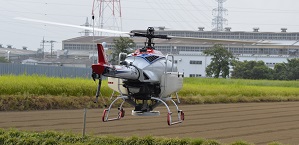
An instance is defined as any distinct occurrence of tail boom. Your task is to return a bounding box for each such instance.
[91,44,140,80]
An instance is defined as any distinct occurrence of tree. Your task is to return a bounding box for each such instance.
[0,57,9,63]
[110,37,136,64]
[273,63,288,80]
[273,58,299,80]
[285,58,299,80]
[231,60,274,79]
[203,44,235,78]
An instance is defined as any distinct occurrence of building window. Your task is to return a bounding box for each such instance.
[189,74,202,77]
[190,60,202,64]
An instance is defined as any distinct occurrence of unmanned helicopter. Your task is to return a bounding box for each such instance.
[92,27,185,125]
[15,17,272,126]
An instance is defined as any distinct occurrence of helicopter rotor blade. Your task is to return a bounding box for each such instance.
[15,17,277,45]
[15,17,132,35]
[167,36,275,45]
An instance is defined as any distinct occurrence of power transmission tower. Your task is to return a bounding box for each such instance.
[92,0,122,36]
[80,17,93,36]
[212,0,228,31]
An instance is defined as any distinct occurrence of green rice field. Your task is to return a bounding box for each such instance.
[1,75,299,110]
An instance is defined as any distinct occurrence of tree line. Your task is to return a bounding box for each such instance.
[231,59,299,80]
[204,44,299,80]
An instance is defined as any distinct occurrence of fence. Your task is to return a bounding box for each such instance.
[0,63,92,78]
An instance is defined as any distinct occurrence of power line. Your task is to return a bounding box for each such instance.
[175,0,210,29]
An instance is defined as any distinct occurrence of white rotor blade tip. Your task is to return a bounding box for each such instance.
[14,17,130,35]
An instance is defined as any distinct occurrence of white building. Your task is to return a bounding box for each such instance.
[62,28,299,77]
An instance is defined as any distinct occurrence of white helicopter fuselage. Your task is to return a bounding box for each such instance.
[89,31,185,125]
[106,49,183,99]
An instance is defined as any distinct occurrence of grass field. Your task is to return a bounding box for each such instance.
[182,78,299,97]
[0,75,110,96]
[1,75,299,110]
[1,75,299,97]
[180,78,299,104]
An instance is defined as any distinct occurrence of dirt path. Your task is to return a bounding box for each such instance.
[1,102,299,144]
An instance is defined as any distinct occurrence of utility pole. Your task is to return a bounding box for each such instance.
[40,37,56,58]
[41,37,45,59]
[48,40,56,58]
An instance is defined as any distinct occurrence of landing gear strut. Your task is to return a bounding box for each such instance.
[101,95,184,126]
[102,96,127,122]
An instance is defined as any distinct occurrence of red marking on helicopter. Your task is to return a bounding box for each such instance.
[91,44,111,74]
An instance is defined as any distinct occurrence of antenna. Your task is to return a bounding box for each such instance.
[212,0,228,31]
[92,0,122,36]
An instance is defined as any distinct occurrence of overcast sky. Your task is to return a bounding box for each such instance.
[1,0,299,51]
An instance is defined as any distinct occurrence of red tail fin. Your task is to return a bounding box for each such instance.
[92,44,109,74]
[97,44,108,64]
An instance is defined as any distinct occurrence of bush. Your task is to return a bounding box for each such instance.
[230,141,253,145]
[0,129,288,145]
[202,140,221,145]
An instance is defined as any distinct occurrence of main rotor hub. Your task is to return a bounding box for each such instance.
[130,27,171,49]
[147,27,155,35]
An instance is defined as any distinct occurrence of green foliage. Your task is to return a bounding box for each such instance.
[89,135,124,145]
[202,140,221,145]
[4,137,18,145]
[17,137,38,145]
[0,129,288,145]
[41,138,58,145]
[125,136,143,145]
[190,138,205,145]
[111,37,136,64]
[267,142,283,145]
[0,57,9,63]
[231,58,299,80]
[0,128,5,135]
[230,140,253,145]
[273,63,288,80]
[231,60,274,79]
[274,58,299,80]
[0,135,5,145]
[141,135,157,145]
[203,44,235,78]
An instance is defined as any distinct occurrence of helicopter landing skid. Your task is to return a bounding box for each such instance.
[102,96,127,122]
[151,97,184,126]
[101,95,184,126]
